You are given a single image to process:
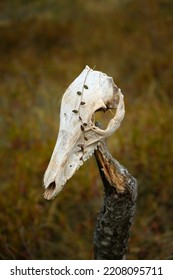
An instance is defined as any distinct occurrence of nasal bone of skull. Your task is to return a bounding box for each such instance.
[43,65,125,200]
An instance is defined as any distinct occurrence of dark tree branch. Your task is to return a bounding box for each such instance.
[94,141,137,260]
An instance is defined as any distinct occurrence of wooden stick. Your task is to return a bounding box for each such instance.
[94,141,137,260]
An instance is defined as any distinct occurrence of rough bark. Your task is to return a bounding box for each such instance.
[93,141,137,260]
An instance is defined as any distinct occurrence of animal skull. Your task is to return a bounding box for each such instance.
[43,66,125,200]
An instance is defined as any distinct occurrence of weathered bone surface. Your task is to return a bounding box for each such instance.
[43,65,125,200]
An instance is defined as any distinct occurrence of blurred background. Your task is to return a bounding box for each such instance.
[0,0,173,259]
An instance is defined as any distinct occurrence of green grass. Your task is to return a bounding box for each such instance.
[0,0,173,259]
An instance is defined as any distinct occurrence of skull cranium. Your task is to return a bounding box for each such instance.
[43,66,125,200]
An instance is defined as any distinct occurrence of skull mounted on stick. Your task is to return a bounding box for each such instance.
[43,66,125,200]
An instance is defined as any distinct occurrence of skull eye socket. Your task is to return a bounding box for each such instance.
[93,108,116,130]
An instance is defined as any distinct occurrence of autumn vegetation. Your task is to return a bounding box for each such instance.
[0,0,173,259]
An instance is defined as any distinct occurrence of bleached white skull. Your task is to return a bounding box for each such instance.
[43,66,125,200]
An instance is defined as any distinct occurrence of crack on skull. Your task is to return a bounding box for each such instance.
[71,68,92,159]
